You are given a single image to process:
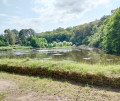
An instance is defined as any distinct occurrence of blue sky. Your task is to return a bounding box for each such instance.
[0,0,120,34]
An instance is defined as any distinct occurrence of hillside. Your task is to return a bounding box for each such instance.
[0,8,120,55]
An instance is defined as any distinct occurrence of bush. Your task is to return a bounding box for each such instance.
[29,37,48,48]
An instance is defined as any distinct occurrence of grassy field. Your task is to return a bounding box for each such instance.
[0,58,120,88]
[0,58,120,77]
[0,72,120,101]
[0,45,33,51]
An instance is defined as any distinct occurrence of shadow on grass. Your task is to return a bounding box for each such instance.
[1,70,120,93]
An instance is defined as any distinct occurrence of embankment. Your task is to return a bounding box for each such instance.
[0,63,120,88]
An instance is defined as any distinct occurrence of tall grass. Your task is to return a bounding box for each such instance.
[0,58,120,77]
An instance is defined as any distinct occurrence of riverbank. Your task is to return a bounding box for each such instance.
[0,45,33,51]
[0,58,120,88]
[0,45,73,51]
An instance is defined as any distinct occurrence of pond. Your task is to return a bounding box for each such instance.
[0,46,120,64]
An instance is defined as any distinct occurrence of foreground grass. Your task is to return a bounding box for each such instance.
[0,72,120,101]
[0,45,32,51]
[0,58,120,77]
[0,93,6,101]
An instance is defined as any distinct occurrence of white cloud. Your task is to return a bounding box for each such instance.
[1,0,109,33]
[33,0,109,23]
[2,0,8,5]
[4,16,45,32]
[16,6,22,9]
[0,13,7,17]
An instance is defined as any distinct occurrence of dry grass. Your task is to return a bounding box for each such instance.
[0,72,120,101]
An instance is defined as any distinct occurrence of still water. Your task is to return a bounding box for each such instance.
[0,46,120,64]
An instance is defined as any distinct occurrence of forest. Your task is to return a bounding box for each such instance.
[0,8,120,55]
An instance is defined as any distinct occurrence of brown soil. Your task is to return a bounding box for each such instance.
[0,80,73,101]
[0,80,18,93]
[0,79,120,101]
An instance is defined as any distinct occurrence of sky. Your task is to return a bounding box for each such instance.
[0,0,120,34]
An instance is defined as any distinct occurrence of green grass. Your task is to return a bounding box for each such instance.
[0,45,32,51]
[0,72,120,101]
[0,93,6,101]
[0,72,76,99]
[0,58,120,77]
[0,45,72,51]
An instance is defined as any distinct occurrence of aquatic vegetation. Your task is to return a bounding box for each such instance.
[0,45,32,51]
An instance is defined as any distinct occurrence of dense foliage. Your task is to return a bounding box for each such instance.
[0,35,9,46]
[37,27,72,43]
[49,41,73,47]
[37,16,107,47]
[89,8,120,55]
[101,9,120,54]
[28,37,48,48]
[0,8,120,55]
[4,29,15,45]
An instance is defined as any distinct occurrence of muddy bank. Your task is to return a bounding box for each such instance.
[0,64,120,88]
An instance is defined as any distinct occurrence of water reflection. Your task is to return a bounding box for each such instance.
[0,47,120,64]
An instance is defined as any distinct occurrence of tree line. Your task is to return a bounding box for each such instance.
[0,28,73,48]
[0,8,120,55]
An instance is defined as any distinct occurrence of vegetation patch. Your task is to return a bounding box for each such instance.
[0,45,32,51]
[0,8,120,55]
[1,72,120,101]
[0,58,120,88]
[0,93,7,101]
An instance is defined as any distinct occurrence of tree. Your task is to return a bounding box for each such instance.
[29,37,48,48]
[101,8,120,54]
[4,29,15,45]
[111,8,120,15]
[88,33,100,47]
[19,29,35,44]
[11,29,20,44]
[0,35,9,46]
[71,23,93,46]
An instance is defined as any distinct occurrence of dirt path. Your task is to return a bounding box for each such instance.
[0,80,18,93]
[0,72,120,101]
[0,80,72,101]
